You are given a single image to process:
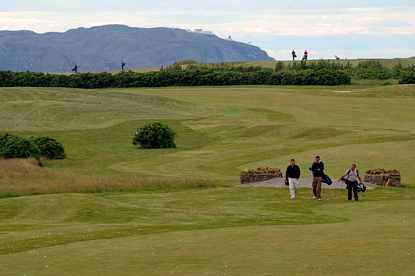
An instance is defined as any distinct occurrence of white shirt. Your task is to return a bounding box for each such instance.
[346,169,359,182]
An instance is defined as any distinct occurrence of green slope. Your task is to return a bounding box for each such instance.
[1,84,415,275]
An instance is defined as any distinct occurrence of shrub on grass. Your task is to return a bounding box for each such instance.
[30,136,66,159]
[0,134,40,159]
[133,122,176,149]
[399,73,415,84]
[399,68,415,84]
[353,61,393,80]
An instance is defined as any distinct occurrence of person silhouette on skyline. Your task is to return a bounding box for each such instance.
[72,64,78,73]
[292,50,297,61]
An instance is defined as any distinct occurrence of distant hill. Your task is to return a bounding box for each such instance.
[0,25,273,73]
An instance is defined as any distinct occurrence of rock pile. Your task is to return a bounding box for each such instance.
[364,169,401,187]
[240,167,283,184]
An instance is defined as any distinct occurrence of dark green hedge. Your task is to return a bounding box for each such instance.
[352,61,393,80]
[30,136,66,159]
[400,73,415,84]
[0,134,40,159]
[399,67,415,84]
[2,60,415,88]
[0,66,351,88]
[280,69,351,85]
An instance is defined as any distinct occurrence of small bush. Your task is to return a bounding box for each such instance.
[0,134,40,159]
[30,136,66,159]
[353,61,392,80]
[133,122,176,149]
[399,67,415,84]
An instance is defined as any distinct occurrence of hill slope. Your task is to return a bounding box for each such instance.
[0,25,273,73]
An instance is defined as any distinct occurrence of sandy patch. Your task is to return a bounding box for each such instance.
[333,90,354,93]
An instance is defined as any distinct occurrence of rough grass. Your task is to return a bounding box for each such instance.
[0,159,216,196]
[1,84,415,275]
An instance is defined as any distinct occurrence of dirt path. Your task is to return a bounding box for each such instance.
[242,177,376,190]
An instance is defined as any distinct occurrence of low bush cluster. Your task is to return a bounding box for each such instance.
[399,66,415,84]
[352,61,393,80]
[31,136,66,159]
[0,134,65,160]
[133,122,176,149]
[400,72,415,84]
[280,69,351,85]
[0,134,40,159]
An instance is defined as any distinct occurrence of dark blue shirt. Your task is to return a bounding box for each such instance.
[311,161,325,177]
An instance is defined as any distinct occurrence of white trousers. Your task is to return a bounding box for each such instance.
[289,178,300,198]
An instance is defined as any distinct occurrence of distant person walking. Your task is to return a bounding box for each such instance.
[285,159,301,200]
[340,163,363,201]
[302,50,308,61]
[291,50,297,61]
[310,156,324,200]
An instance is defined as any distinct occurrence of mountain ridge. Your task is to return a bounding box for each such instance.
[0,25,273,72]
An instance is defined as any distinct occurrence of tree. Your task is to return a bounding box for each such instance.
[30,136,66,159]
[133,122,176,149]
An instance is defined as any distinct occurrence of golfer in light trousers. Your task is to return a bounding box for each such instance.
[285,159,301,199]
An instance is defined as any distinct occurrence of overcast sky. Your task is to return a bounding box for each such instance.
[1,1,414,59]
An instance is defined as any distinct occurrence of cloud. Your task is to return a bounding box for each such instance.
[1,8,414,36]
[3,0,415,12]
[0,6,414,59]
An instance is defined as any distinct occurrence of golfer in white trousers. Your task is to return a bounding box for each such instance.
[285,159,301,200]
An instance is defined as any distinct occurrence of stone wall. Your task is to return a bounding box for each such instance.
[364,169,401,187]
[240,167,283,184]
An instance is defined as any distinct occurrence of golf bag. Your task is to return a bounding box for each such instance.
[356,183,367,193]
[322,174,333,185]
[344,181,367,193]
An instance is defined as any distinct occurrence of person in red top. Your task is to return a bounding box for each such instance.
[302,50,308,61]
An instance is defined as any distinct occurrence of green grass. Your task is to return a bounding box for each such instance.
[1,84,415,275]
[0,188,415,275]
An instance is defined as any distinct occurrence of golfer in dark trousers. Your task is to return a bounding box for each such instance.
[286,159,301,199]
[311,156,324,200]
[340,163,362,201]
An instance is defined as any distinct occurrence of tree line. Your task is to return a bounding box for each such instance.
[0,63,351,88]
[0,60,414,88]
